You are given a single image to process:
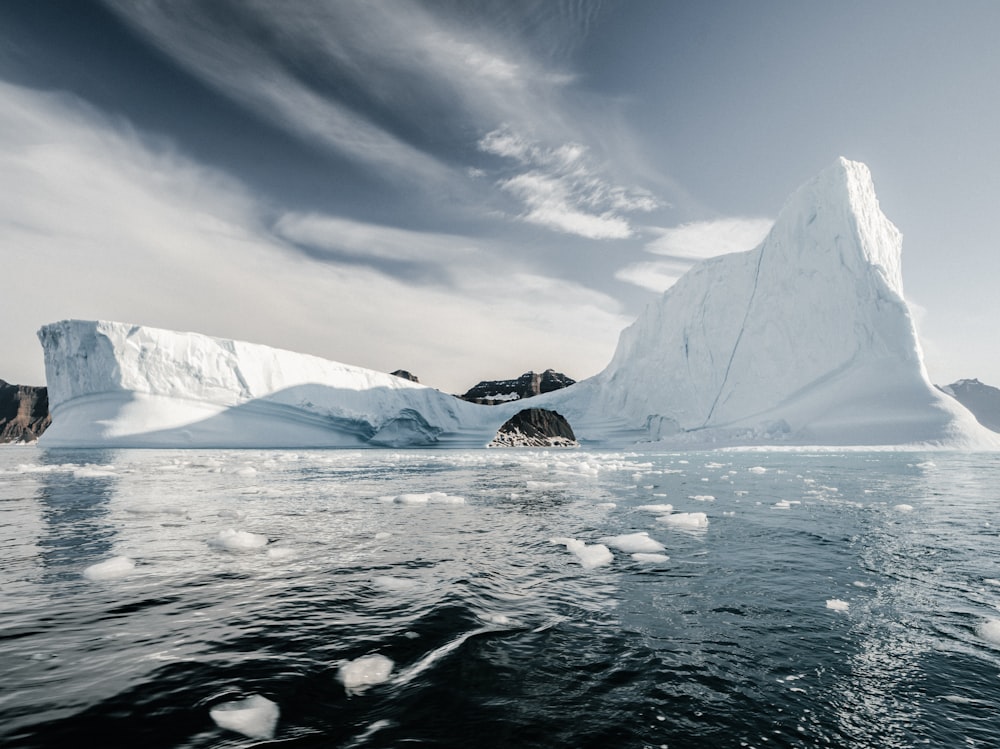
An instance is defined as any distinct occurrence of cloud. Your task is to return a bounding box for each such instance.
[0,80,629,391]
[479,125,659,239]
[645,217,773,260]
[614,260,692,293]
[614,217,773,293]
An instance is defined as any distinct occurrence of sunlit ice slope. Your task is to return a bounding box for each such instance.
[37,320,510,448]
[559,158,998,448]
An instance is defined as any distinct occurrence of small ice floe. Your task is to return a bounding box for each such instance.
[852,581,872,588]
[734,490,749,497]
[773,500,800,509]
[391,492,465,504]
[210,694,279,739]
[631,553,670,563]
[893,504,914,512]
[338,653,394,695]
[83,555,136,581]
[722,511,736,517]
[596,502,617,510]
[636,503,673,514]
[599,532,665,554]
[374,531,392,541]
[976,618,1000,646]
[657,512,708,530]
[208,528,268,552]
[688,495,715,502]
[749,466,767,474]
[478,612,513,626]
[232,466,258,477]
[984,578,1000,587]
[549,537,614,569]
[826,599,850,612]
[266,546,296,561]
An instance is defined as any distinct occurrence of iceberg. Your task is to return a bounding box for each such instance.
[38,159,999,449]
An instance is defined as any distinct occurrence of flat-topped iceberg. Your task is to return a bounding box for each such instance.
[38,159,1000,449]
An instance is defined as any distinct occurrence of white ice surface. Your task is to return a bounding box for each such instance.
[826,599,850,612]
[657,512,708,529]
[82,555,135,581]
[550,537,614,569]
[338,654,394,695]
[209,694,280,739]
[599,532,666,554]
[208,528,268,552]
[977,618,1000,645]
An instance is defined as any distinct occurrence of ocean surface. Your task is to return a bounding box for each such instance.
[2,446,1000,748]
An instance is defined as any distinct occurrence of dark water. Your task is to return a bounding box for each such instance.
[2,447,999,748]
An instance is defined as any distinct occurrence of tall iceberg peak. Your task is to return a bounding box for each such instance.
[580,157,996,447]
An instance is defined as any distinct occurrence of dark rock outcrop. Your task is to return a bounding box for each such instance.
[939,379,1000,433]
[390,370,420,383]
[460,369,575,405]
[488,408,578,448]
[0,379,51,443]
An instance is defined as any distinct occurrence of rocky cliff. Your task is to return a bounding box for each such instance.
[0,380,50,443]
[939,379,1000,433]
[488,408,578,447]
[460,369,575,405]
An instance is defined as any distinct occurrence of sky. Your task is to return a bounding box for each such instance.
[2,0,998,394]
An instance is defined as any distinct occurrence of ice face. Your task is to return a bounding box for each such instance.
[209,694,280,739]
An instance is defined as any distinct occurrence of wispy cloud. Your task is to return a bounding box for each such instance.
[645,217,773,260]
[479,125,658,239]
[0,80,628,390]
[615,217,773,293]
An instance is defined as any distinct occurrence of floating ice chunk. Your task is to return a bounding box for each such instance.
[232,466,257,477]
[266,546,296,561]
[826,599,850,612]
[631,553,670,563]
[852,581,872,588]
[599,532,665,554]
[210,694,279,739]
[722,511,736,517]
[525,481,566,491]
[209,528,268,551]
[83,556,135,581]
[943,694,993,706]
[636,504,673,513]
[392,492,465,504]
[749,466,767,474]
[658,512,708,529]
[478,612,513,626]
[773,500,792,509]
[549,537,613,569]
[689,495,715,501]
[374,531,392,540]
[984,578,1000,587]
[338,654,394,695]
[893,504,914,512]
[371,576,419,591]
[596,502,617,510]
[977,618,1000,645]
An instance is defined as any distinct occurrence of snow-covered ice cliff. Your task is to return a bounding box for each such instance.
[37,320,506,447]
[38,159,999,449]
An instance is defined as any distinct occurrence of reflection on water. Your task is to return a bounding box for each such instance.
[0,448,999,748]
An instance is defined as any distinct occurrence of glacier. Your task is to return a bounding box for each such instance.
[37,158,1000,449]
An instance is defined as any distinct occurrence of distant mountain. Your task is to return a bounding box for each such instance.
[0,379,50,443]
[939,379,1000,433]
[459,369,575,405]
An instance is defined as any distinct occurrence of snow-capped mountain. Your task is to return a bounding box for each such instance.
[37,159,1000,449]
[939,379,1000,433]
